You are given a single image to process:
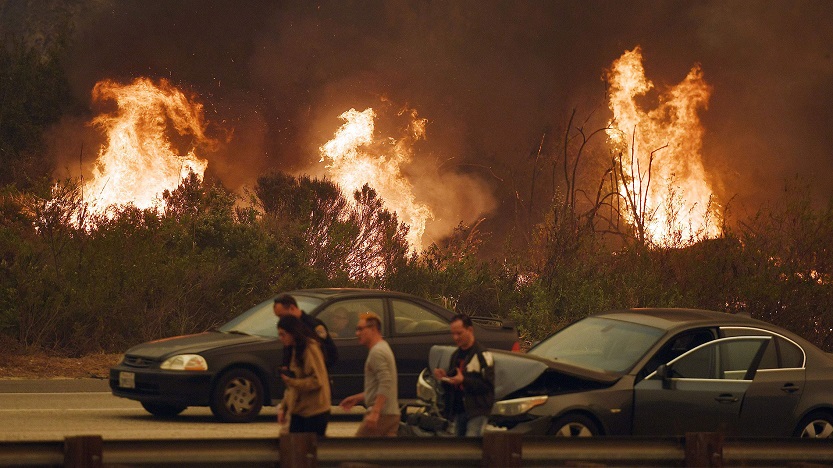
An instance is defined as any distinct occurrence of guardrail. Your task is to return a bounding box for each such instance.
[3,432,833,467]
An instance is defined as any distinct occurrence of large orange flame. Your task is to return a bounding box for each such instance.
[83,78,211,216]
[319,107,432,252]
[606,47,721,246]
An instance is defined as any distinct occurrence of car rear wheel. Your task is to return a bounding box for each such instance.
[141,402,187,418]
[210,368,264,423]
[549,413,600,437]
[796,412,833,438]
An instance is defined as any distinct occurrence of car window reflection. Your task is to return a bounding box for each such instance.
[316,298,385,338]
[391,300,447,334]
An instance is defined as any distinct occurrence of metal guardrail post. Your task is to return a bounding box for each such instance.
[64,435,102,468]
[685,432,723,467]
[280,432,318,468]
[482,432,522,467]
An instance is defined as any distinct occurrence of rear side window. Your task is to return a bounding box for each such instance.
[776,337,804,368]
[391,300,448,334]
[667,338,770,380]
[721,327,806,369]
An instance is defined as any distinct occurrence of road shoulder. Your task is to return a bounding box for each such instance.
[0,378,110,393]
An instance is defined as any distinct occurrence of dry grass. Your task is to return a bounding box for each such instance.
[0,347,120,379]
[0,333,120,379]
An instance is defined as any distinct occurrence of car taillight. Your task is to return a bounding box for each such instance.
[511,341,521,352]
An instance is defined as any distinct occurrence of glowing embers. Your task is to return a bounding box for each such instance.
[606,47,721,246]
[83,78,212,217]
[319,107,432,252]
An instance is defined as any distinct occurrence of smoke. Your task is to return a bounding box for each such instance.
[7,0,833,248]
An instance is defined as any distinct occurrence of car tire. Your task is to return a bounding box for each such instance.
[795,411,833,438]
[549,413,600,437]
[141,402,187,418]
[210,368,264,423]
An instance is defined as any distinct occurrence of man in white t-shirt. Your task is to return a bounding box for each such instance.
[338,312,400,436]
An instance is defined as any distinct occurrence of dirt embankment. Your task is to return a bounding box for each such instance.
[0,339,120,380]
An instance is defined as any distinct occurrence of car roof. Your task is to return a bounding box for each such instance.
[287,288,425,301]
[593,308,764,332]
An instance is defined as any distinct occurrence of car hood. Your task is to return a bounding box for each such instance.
[428,345,620,400]
[124,332,270,359]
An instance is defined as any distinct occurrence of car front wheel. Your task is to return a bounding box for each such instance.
[210,368,264,423]
[141,402,187,418]
[549,413,600,437]
[796,412,833,438]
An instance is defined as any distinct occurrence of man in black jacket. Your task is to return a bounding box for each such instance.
[272,294,338,369]
[433,313,495,436]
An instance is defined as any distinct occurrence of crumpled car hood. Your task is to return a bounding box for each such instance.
[428,345,620,399]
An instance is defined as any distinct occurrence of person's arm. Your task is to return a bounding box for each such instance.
[321,329,338,367]
[371,347,395,402]
[434,349,458,385]
[309,315,338,367]
[339,392,364,410]
[286,344,326,391]
[277,386,290,423]
[365,393,386,427]
[277,402,286,423]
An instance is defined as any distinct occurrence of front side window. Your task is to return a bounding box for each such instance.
[218,294,325,338]
[638,329,715,380]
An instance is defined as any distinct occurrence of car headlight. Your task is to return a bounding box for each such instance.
[160,354,208,371]
[493,395,549,416]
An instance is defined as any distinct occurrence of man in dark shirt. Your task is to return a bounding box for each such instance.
[433,313,495,436]
[272,293,338,369]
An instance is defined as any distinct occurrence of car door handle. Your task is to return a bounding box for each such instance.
[715,394,739,404]
[781,383,800,394]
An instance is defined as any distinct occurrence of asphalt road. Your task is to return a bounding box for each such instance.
[0,379,361,441]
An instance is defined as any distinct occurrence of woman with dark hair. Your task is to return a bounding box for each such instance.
[276,315,331,436]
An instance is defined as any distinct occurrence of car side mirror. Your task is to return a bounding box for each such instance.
[656,364,672,389]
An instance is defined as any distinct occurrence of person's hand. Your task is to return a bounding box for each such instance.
[339,394,360,411]
[365,410,379,428]
[277,407,286,424]
[433,368,447,380]
[442,372,463,385]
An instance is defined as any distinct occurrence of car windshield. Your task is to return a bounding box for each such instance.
[218,294,325,338]
[528,316,665,373]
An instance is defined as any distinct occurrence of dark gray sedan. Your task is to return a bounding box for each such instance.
[109,288,518,422]
[484,308,833,437]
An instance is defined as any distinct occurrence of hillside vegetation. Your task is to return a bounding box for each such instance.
[2,172,832,356]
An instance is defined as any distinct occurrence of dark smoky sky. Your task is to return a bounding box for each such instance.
[5,0,833,247]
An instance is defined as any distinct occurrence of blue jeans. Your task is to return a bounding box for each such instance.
[454,413,488,437]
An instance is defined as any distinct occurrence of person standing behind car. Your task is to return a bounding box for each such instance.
[276,315,331,436]
[273,294,338,369]
[338,312,400,437]
[433,313,495,437]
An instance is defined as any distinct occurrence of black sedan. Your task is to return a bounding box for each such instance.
[109,288,519,422]
[480,308,833,437]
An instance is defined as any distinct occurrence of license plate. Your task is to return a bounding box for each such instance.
[119,371,135,389]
